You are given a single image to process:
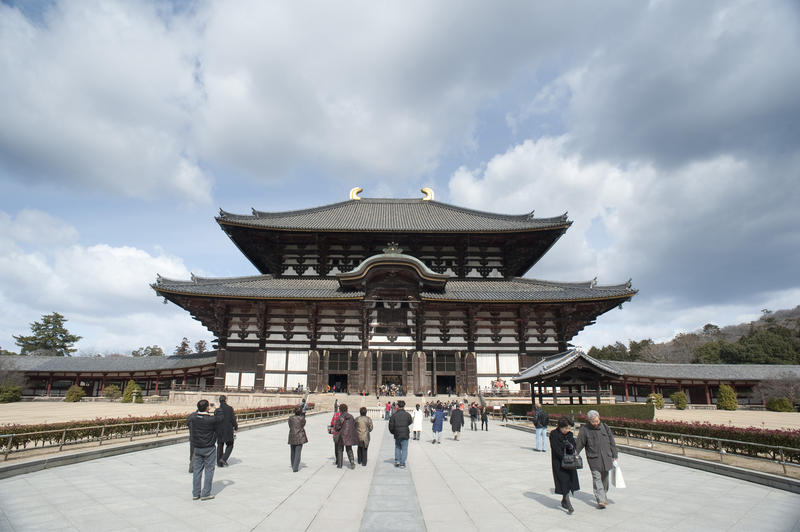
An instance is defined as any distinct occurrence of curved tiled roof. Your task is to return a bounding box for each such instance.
[0,353,217,373]
[217,198,570,233]
[153,274,635,303]
[513,349,800,382]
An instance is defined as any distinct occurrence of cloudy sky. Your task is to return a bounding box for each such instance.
[1,1,799,356]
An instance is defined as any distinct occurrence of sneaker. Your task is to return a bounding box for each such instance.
[394,462,400,467]
[597,502,606,509]
[399,464,406,468]
[201,495,215,501]
[192,495,200,500]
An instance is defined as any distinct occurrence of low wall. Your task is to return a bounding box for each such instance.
[169,390,309,408]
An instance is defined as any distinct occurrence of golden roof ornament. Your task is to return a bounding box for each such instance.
[349,187,363,200]
[421,187,434,201]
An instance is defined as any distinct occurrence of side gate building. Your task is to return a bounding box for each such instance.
[152,188,637,395]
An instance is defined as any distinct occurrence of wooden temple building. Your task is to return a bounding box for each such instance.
[513,349,800,407]
[152,188,638,395]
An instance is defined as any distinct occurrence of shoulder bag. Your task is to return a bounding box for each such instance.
[561,453,583,470]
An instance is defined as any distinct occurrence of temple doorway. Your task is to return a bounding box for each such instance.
[328,373,348,393]
[436,375,456,395]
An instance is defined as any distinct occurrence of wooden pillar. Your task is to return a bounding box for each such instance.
[537,380,543,405]
[595,379,601,404]
[101,375,106,395]
[650,381,656,394]
[74,375,79,386]
[705,382,711,404]
[568,385,574,405]
[624,380,629,402]
[530,381,536,410]
[578,384,584,405]
[46,375,52,397]
[552,380,558,406]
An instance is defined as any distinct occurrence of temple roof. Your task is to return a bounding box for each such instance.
[217,198,570,233]
[153,274,635,303]
[0,353,217,373]
[513,349,800,383]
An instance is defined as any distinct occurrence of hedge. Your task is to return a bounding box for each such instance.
[506,402,655,421]
[0,403,314,452]
[0,385,22,403]
[574,414,800,464]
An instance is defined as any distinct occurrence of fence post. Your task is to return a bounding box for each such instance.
[129,422,135,441]
[59,429,67,451]
[779,448,787,475]
[4,435,12,461]
[155,421,160,438]
[680,435,685,455]
[718,439,724,462]
[625,428,630,445]
[99,426,105,446]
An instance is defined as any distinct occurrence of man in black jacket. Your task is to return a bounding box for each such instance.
[188,399,221,500]
[388,400,413,468]
[450,405,465,440]
[215,395,238,467]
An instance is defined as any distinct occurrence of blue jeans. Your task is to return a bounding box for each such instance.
[394,438,409,465]
[535,427,547,451]
[192,445,216,497]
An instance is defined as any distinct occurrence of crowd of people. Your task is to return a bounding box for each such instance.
[187,396,620,514]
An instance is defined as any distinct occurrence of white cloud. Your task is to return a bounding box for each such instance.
[0,209,210,354]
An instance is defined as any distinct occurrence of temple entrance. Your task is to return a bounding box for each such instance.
[436,375,456,395]
[328,373,348,393]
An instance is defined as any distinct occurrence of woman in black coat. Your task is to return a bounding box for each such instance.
[550,416,580,514]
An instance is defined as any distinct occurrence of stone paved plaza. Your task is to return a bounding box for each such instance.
[1,412,799,532]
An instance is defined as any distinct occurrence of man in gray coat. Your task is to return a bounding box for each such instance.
[575,410,618,509]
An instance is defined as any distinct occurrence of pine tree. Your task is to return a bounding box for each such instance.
[194,340,208,353]
[13,312,82,356]
[716,384,738,410]
[174,337,191,356]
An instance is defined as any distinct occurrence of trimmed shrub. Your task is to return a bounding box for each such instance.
[103,384,122,401]
[121,380,142,403]
[64,385,85,402]
[766,397,795,412]
[647,393,665,409]
[670,391,688,410]
[717,384,738,410]
[0,385,22,403]
[508,402,655,421]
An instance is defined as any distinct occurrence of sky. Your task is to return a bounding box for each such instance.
[1,1,799,356]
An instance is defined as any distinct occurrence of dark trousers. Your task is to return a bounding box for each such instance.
[335,442,354,468]
[470,418,477,430]
[188,443,195,472]
[357,444,369,466]
[217,439,234,464]
[290,444,303,472]
[481,419,488,430]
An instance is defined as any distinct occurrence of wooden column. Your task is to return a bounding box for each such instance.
[154,372,160,394]
[537,380,543,405]
[578,384,584,405]
[46,375,52,397]
[624,380,629,402]
[552,379,558,406]
[595,379,601,404]
[568,385,574,405]
[101,375,106,395]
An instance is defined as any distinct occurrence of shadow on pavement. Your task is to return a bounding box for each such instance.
[523,491,562,510]
[212,479,235,495]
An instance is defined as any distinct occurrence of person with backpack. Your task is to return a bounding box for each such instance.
[533,404,549,452]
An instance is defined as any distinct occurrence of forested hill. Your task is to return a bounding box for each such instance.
[588,306,800,365]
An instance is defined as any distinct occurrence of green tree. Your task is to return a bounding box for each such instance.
[194,340,208,353]
[702,323,720,337]
[694,340,724,364]
[628,339,654,360]
[65,385,85,402]
[121,380,142,403]
[174,337,191,356]
[717,384,738,410]
[103,384,122,400]
[132,345,164,357]
[670,391,688,410]
[0,346,19,356]
[13,313,82,356]
[588,342,629,361]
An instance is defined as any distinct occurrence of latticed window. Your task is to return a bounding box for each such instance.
[328,351,354,371]
[435,353,458,372]
[381,351,404,372]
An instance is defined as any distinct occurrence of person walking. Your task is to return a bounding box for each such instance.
[450,403,465,440]
[187,399,221,500]
[329,407,341,464]
[501,405,508,422]
[469,403,478,431]
[287,405,308,472]
[388,400,413,467]
[575,410,618,509]
[384,401,391,421]
[215,395,238,467]
[431,403,446,444]
[411,404,424,440]
[550,416,580,514]
[355,406,373,466]
[334,403,357,469]
[533,404,549,452]
[480,406,489,431]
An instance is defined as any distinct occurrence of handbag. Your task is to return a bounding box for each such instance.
[612,462,626,488]
[561,453,583,470]
[327,425,334,434]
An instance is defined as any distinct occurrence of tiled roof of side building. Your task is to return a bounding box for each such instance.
[0,352,218,373]
[217,198,571,233]
[153,274,635,302]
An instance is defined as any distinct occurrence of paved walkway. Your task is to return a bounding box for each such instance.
[1,414,799,531]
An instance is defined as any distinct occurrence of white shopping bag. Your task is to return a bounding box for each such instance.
[612,463,626,488]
